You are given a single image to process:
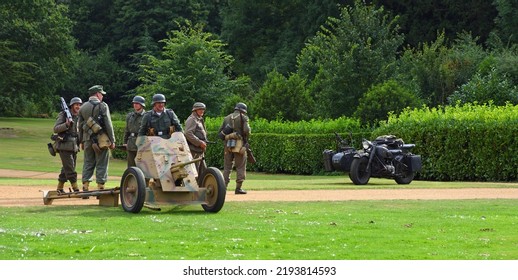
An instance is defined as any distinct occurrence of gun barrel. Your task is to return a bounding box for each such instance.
[170,157,203,171]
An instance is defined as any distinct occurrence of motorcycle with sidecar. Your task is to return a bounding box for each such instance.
[323,133,422,185]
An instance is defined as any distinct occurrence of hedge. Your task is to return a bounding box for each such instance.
[111,104,518,181]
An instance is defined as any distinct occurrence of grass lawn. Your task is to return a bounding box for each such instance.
[1,200,517,260]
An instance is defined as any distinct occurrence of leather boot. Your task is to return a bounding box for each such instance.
[56,181,65,194]
[82,182,90,199]
[235,182,247,194]
[97,183,105,190]
[71,182,79,192]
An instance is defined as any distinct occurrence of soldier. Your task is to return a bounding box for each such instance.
[138,93,183,138]
[53,97,82,194]
[218,102,251,194]
[78,85,116,194]
[184,102,208,175]
[123,96,146,167]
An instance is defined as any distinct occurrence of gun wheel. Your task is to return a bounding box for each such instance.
[120,167,146,213]
[201,167,226,213]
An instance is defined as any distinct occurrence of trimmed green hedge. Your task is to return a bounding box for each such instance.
[112,104,518,181]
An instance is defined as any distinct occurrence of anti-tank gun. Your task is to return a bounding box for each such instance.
[119,132,226,213]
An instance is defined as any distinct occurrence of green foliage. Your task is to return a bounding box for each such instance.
[395,32,487,107]
[58,48,128,111]
[0,0,76,116]
[354,80,423,126]
[448,68,518,105]
[372,0,498,47]
[254,71,314,121]
[220,0,345,84]
[297,0,404,118]
[491,0,518,46]
[136,21,249,119]
[204,116,362,134]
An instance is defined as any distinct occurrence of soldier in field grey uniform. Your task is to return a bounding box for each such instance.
[138,93,183,138]
[53,97,82,194]
[184,102,208,175]
[123,96,146,167]
[78,85,116,193]
[218,102,251,194]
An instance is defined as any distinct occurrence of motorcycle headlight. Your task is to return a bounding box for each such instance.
[362,140,371,150]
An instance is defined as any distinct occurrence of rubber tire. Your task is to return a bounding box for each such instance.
[349,157,371,185]
[201,167,226,213]
[120,167,146,213]
[395,171,415,184]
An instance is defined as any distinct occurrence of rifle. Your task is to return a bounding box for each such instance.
[60,97,73,122]
[115,145,127,151]
[240,113,256,164]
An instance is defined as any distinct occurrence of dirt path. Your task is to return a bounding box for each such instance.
[2,169,518,207]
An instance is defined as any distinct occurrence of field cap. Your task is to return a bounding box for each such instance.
[88,85,106,95]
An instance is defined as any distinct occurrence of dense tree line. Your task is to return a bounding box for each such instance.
[1,0,516,125]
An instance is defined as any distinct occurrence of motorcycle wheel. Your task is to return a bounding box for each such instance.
[349,157,371,185]
[395,171,415,184]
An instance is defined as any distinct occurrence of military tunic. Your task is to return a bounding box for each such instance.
[138,109,183,138]
[124,109,145,167]
[53,111,80,183]
[184,111,208,174]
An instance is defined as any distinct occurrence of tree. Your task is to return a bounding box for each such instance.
[491,0,518,46]
[448,67,518,106]
[254,71,314,121]
[0,0,76,116]
[65,0,221,111]
[220,0,347,85]
[296,0,404,118]
[354,80,423,126]
[136,22,250,119]
[371,0,497,47]
[395,32,486,107]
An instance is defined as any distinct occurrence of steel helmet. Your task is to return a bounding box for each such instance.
[132,95,146,107]
[234,102,247,113]
[69,97,83,106]
[192,102,206,111]
[151,93,166,105]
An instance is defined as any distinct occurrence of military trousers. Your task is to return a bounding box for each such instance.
[82,140,110,184]
[58,150,78,183]
[223,149,247,187]
[127,150,137,168]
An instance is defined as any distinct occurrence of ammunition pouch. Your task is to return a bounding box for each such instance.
[97,132,111,149]
[147,128,155,136]
[86,117,103,134]
[224,132,241,141]
[227,139,243,153]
